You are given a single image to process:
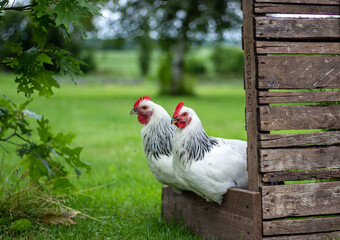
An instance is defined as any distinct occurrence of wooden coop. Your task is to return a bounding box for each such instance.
[162,0,340,239]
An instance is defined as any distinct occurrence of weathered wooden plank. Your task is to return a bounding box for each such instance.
[261,181,340,219]
[243,0,263,192]
[263,231,340,240]
[259,131,340,148]
[263,169,340,183]
[255,0,340,4]
[255,0,340,6]
[263,216,340,235]
[259,105,340,131]
[258,91,340,104]
[258,56,340,89]
[162,186,262,240]
[260,145,340,172]
[255,3,340,14]
[256,41,340,55]
[256,17,340,40]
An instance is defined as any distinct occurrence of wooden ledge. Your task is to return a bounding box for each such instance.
[162,186,262,240]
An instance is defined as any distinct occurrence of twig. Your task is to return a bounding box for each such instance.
[2,3,37,11]
[0,143,9,153]
[14,133,31,143]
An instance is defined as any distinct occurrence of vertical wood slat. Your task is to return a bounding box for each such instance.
[261,181,340,219]
[256,17,340,40]
[243,0,263,192]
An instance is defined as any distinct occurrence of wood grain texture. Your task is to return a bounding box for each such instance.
[263,231,340,240]
[258,91,340,104]
[255,3,340,14]
[263,216,340,235]
[263,169,340,182]
[256,41,340,55]
[256,17,340,40]
[257,56,340,89]
[255,0,340,4]
[162,186,262,240]
[259,105,340,131]
[261,181,340,219]
[243,0,263,192]
[260,145,340,172]
[258,131,340,148]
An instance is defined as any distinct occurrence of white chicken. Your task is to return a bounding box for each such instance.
[171,102,248,205]
[130,96,184,192]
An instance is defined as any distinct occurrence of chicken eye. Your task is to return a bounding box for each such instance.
[142,106,148,110]
[182,112,187,117]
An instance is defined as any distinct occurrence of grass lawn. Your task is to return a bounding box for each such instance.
[0,72,246,239]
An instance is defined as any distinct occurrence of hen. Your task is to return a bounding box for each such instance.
[130,96,184,192]
[171,102,248,204]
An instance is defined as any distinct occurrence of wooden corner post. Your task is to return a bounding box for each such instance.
[242,0,262,192]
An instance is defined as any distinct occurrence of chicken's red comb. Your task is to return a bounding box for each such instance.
[173,102,184,117]
[134,96,151,108]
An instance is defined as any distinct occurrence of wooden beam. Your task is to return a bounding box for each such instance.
[259,131,340,148]
[263,231,340,240]
[258,56,340,89]
[261,181,340,219]
[260,145,340,172]
[255,0,340,4]
[162,186,262,240]
[243,0,263,192]
[256,41,340,55]
[255,3,340,14]
[259,105,340,131]
[258,91,340,104]
[256,17,340,40]
[263,216,340,235]
[262,169,340,182]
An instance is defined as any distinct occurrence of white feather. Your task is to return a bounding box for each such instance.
[139,100,185,192]
[172,106,248,204]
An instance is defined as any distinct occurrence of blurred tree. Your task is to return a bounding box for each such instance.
[110,0,241,94]
[211,45,243,76]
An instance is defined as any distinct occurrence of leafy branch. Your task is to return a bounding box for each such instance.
[0,95,90,191]
[1,4,37,11]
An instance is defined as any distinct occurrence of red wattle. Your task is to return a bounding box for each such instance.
[138,114,149,124]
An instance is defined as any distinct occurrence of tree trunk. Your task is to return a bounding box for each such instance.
[170,33,186,94]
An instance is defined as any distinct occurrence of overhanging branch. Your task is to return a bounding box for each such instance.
[2,4,37,11]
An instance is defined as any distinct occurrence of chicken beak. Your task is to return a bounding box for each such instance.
[130,108,138,115]
[171,116,179,125]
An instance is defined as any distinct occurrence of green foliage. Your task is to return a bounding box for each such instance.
[0,95,90,191]
[185,56,207,76]
[0,0,100,192]
[211,46,244,76]
[9,219,32,232]
[158,54,173,94]
[0,0,101,97]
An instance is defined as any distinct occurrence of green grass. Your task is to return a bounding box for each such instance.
[0,72,246,239]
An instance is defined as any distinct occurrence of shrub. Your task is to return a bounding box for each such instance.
[211,46,244,76]
[185,56,207,76]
